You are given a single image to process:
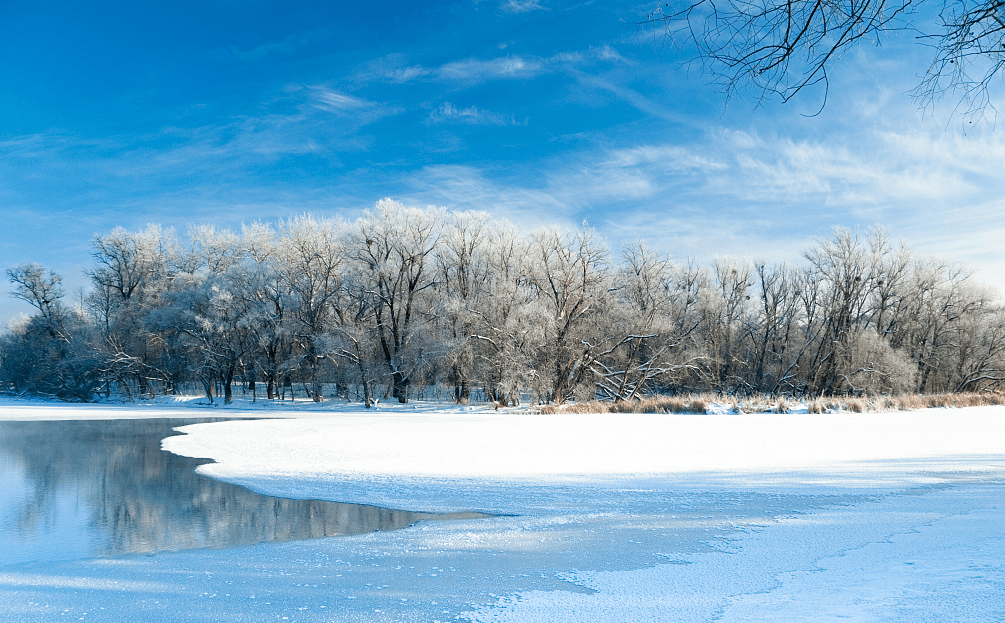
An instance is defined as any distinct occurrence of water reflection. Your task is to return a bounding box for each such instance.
[0,418,483,566]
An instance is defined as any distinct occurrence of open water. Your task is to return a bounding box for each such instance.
[0,418,483,567]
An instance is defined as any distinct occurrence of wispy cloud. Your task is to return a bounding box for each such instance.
[594,44,624,62]
[426,102,526,126]
[397,144,710,231]
[437,55,544,81]
[584,125,1005,230]
[369,47,623,85]
[0,85,406,205]
[710,127,1005,208]
[605,144,726,172]
[310,88,375,112]
[391,155,800,270]
[574,74,695,125]
[386,65,431,83]
[306,86,404,123]
[500,0,547,13]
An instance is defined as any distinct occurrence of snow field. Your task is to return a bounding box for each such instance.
[164,407,1005,510]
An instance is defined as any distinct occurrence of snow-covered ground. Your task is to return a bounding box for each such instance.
[2,397,1004,621]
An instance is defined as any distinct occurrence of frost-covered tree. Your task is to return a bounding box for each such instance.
[85,225,180,396]
[435,210,499,403]
[237,222,294,400]
[351,199,444,403]
[275,215,349,402]
[745,261,802,393]
[524,226,611,404]
[2,264,98,400]
[595,243,708,401]
[464,222,538,406]
[5,204,1005,403]
[7,263,66,334]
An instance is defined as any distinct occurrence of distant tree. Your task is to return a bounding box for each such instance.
[239,221,294,400]
[745,261,801,392]
[318,293,379,407]
[7,263,66,333]
[2,264,98,400]
[951,301,1005,392]
[838,327,918,395]
[801,229,876,395]
[169,271,257,404]
[705,259,753,392]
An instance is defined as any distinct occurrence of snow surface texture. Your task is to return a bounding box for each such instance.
[165,409,1005,508]
[3,400,1005,621]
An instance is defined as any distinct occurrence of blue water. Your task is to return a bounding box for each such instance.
[0,418,483,567]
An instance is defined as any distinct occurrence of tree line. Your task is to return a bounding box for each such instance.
[3,199,1004,404]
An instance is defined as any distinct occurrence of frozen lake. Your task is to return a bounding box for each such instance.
[1,401,1004,621]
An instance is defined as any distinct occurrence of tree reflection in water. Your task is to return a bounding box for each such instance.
[0,418,484,565]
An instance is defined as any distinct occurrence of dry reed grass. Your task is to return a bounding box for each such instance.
[537,391,1005,414]
[539,395,711,415]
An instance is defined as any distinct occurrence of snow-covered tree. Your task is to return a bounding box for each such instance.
[350,199,443,403]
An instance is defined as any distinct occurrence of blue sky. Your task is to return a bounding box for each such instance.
[3,0,1004,325]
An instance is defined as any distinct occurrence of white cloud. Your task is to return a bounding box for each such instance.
[500,0,546,13]
[437,55,543,81]
[303,86,403,131]
[309,87,375,112]
[372,47,623,85]
[605,144,726,172]
[710,127,1005,208]
[385,65,431,83]
[595,44,624,62]
[0,84,405,197]
[426,102,526,126]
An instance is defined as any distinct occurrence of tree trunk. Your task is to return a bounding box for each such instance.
[454,379,469,404]
[391,370,409,403]
[223,367,235,404]
[361,381,372,408]
[138,374,151,399]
